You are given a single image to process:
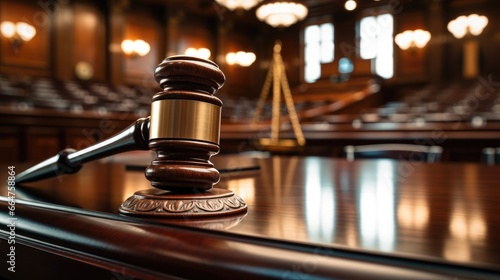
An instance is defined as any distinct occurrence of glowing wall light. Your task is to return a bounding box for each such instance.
[226,51,256,67]
[121,39,150,57]
[184,47,211,60]
[395,29,431,50]
[447,14,488,39]
[1,21,36,51]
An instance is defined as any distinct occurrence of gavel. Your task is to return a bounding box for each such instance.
[16,56,247,218]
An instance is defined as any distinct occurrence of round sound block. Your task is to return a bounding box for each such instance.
[119,188,247,218]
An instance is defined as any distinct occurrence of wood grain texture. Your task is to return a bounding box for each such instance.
[1,155,500,278]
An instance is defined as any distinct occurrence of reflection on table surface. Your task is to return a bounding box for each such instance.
[3,151,500,270]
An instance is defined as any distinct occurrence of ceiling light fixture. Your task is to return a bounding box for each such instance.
[344,0,357,11]
[215,0,263,11]
[184,47,211,60]
[256,1,308,28]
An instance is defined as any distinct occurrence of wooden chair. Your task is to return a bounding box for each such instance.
[344,144,443,163]
[482,147,500,165]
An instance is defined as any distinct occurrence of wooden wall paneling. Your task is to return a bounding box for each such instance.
[352,58,372,76]
[218,26,259,98]
[25,127,60,162]
[72,1,106,81]
[0,127,20,163]
[64,125,120,152]
[165,9,182,58]
[425,1,446,84]
[441,2,463,81]
[122,11,161,85]
[394,11,428,79]
[0,0,51,76]
[166,11,263,99]
[426,1,449,84]
[329,13,359,79]
[172,16,214,57]
[109,3,124,85]
[215,22,230,96]
[466,3,500,79]
[215,22,229,74]
[65,127,96,151]
[54,0,73,80]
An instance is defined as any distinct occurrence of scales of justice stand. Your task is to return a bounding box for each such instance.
[15,56,247,218]
[251,41,306,153]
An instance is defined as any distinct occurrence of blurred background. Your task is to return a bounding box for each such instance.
[0,0,498,163]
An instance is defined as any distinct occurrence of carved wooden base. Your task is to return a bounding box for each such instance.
[119,188,247,218]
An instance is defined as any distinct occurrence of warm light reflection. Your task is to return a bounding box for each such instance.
[449,207,486,242]
[121,170,153,202]
[449,213,467,239]
[304,157,335,243]
[444,165,487,262]
[443,208,487,261]
[443,238,471,262]
[228,178,255,206]
[345,223,358,247]
[226,51,256,66]
[121,39,150,56]
[397,195,429,231]
[359,161,396,251]
[263,157,308,240]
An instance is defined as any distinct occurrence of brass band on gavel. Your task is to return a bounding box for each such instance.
[150,99,221,144]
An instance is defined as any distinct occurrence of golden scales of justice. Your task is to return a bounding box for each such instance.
[252,41,306,153]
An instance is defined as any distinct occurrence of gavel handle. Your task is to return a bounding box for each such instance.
[16,117,150,184]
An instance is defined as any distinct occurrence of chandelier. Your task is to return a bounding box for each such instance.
[215,0,263,11]
[256,1,308,28]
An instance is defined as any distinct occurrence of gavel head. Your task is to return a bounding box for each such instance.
[145,56,225,193]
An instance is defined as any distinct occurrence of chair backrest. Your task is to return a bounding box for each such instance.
[345,144,443,163]
[482,147,500,165]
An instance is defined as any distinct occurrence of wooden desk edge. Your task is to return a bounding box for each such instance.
[0,198,499,279]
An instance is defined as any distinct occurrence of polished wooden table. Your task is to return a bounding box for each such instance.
[1,153,500,279]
